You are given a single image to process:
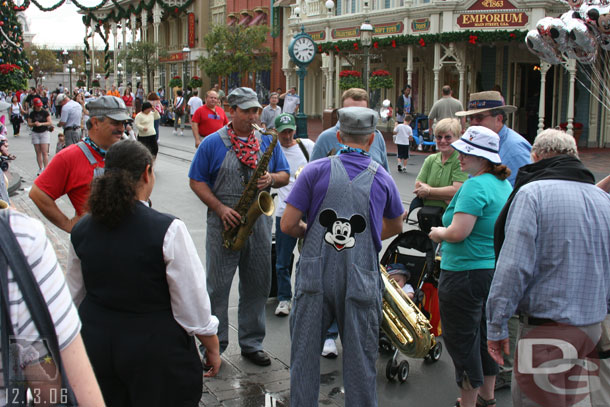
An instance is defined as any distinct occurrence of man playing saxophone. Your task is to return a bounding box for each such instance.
[189,87,289,367]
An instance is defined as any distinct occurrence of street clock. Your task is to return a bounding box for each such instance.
[288,29,316,66]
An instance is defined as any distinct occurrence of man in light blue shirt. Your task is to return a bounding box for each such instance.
[311,88,389,172]
[487,129,610,407]
[57,93,83,146]
[456,90,531,186]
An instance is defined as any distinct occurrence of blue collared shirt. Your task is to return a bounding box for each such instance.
[486,179,610,341]
[498,125,532,186]
[310,122,390,171]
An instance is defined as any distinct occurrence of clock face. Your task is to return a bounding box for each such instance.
[293,37,315,64]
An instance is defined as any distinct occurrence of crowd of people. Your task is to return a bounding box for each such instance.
[0,79,608,407]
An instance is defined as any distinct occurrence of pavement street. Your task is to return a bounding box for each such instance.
[4,116,609,406]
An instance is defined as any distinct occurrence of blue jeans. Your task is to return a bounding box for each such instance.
[154,119,160,141]
[275,216,296,301]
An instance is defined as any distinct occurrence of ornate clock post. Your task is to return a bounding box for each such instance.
[288,26,316,138]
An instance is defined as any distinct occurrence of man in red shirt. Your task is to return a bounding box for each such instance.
[29,96,131,233]
[191,90,228,148]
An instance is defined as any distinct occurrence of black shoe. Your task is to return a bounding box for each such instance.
[241,350,271,366]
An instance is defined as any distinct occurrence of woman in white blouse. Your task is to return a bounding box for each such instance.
[67,140,220,406]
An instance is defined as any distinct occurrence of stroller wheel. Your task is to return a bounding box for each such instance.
[385,358,398,381]
[426,341,443,363]
[379,336,395,354]
[398,360,410,383]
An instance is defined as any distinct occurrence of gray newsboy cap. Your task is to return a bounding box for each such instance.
[86,96,132,121]
[228,87,262,110]
[338,106,378,135]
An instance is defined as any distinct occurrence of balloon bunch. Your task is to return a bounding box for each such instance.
[525,0,610,64]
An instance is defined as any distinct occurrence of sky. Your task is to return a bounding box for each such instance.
[24,3,112,50]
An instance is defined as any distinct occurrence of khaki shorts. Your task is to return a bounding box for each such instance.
[31,131,50,145]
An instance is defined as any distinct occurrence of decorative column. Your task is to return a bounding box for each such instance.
[565,59,576,136]
[111,22,118,86]
[406,45,413,87]
[335,53,341,108]
[433,43,441,102]
[122,18,127,77]
[537,61,550,135]
[141,8,149,93]
[90,23,96,79]
[324,50,334,109]
[153,4,162,91]
[130,14,137,42]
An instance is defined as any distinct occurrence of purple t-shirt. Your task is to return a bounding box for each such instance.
[285,153,404,252]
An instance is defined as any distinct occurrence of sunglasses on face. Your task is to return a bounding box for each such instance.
[469,113,492,122]
[435,135,454,141]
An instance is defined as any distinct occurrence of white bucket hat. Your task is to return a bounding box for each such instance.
[451,126,502,164]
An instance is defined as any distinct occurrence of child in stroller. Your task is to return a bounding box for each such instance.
[386,263,414,299]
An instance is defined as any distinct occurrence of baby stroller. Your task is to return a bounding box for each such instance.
[410,115,435,152]
[378,210,443,383]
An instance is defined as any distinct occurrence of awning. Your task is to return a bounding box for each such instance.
[238,14,252,25]
[248,12,267,26]
[273,0,296,8]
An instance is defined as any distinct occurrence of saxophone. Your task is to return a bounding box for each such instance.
[222,123,277,251]
[380,265,437,358]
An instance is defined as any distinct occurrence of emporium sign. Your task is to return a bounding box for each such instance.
[457,0,528,28]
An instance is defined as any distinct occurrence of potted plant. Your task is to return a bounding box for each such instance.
[339,70,364,90]
[91,79,101,88]
[76,79,85,88]
[369,70,394,90]
[0,63,26,93]
[559,121,584,145]
[168,76,182,88]
[189,76,203,89]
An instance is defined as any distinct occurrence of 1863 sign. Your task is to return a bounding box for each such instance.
[457,0,528,28]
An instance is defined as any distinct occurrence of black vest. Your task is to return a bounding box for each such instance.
[71,201,175,314]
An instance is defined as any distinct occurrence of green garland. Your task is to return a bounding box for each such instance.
[319,29,527,53]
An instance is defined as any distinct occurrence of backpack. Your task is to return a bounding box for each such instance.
[174,98,184,115]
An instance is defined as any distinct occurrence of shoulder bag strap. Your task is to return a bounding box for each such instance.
[295,138,310,162]
[0,211,77,406]
[0,243,27,406]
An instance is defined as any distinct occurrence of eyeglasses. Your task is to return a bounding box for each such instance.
[435,135,454,141]
[469,113,492,122]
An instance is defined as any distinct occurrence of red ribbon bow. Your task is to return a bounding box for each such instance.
[469,35,478,44]
[418,38,425,47]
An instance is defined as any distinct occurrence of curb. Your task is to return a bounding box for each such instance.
[6,169,22,196]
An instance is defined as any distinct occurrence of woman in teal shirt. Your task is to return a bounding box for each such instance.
[429,126,512,407]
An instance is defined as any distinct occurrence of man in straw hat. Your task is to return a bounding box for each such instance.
[456,90,531,187]
[30,96,131,233]
[281,106,405,407]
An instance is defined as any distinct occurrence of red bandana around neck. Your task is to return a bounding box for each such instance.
[228,123,260,169]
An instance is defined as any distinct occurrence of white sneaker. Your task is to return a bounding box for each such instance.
[172,130,177,135]
[321,338,338,358]
[275,300,291,316]
[180,131,184,136]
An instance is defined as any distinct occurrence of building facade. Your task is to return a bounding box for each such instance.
[282,0,607,147]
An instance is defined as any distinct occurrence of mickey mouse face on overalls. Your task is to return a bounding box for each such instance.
[319,209,366,252]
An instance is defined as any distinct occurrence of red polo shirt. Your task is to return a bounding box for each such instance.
[192,105,228,138]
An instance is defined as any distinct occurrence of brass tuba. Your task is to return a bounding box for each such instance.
[222,123,277,251]
[380,265,437,358]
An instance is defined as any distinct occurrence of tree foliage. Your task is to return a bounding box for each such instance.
[118,41,167,90]
[26,46,62,82]
[0,0,31,90]
[198,25,271,82]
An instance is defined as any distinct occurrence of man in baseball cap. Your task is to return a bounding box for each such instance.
[30,95,130,233]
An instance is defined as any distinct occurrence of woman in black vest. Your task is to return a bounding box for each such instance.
[68,141,220,406]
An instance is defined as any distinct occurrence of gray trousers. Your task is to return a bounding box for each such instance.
[512,321,602,407]
[64,128,82,146]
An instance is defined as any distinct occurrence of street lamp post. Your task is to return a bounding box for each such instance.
[360,20,374,95]
[86,60,91,89]
[67,59,74,95]
[182,46,190,90]
[117,63,123,87]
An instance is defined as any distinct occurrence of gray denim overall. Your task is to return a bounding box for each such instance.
[206,127,272,353]
[77,141,105,177]
[290,155,382,407]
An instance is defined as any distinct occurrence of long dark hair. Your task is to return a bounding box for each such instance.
[88,141,153,228]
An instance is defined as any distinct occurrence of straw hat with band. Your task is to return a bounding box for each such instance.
[451,126,502,165]
[455,91,517,117]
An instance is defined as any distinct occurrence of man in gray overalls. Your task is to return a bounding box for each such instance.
[281,107,405,406]
[189,87,290,366]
